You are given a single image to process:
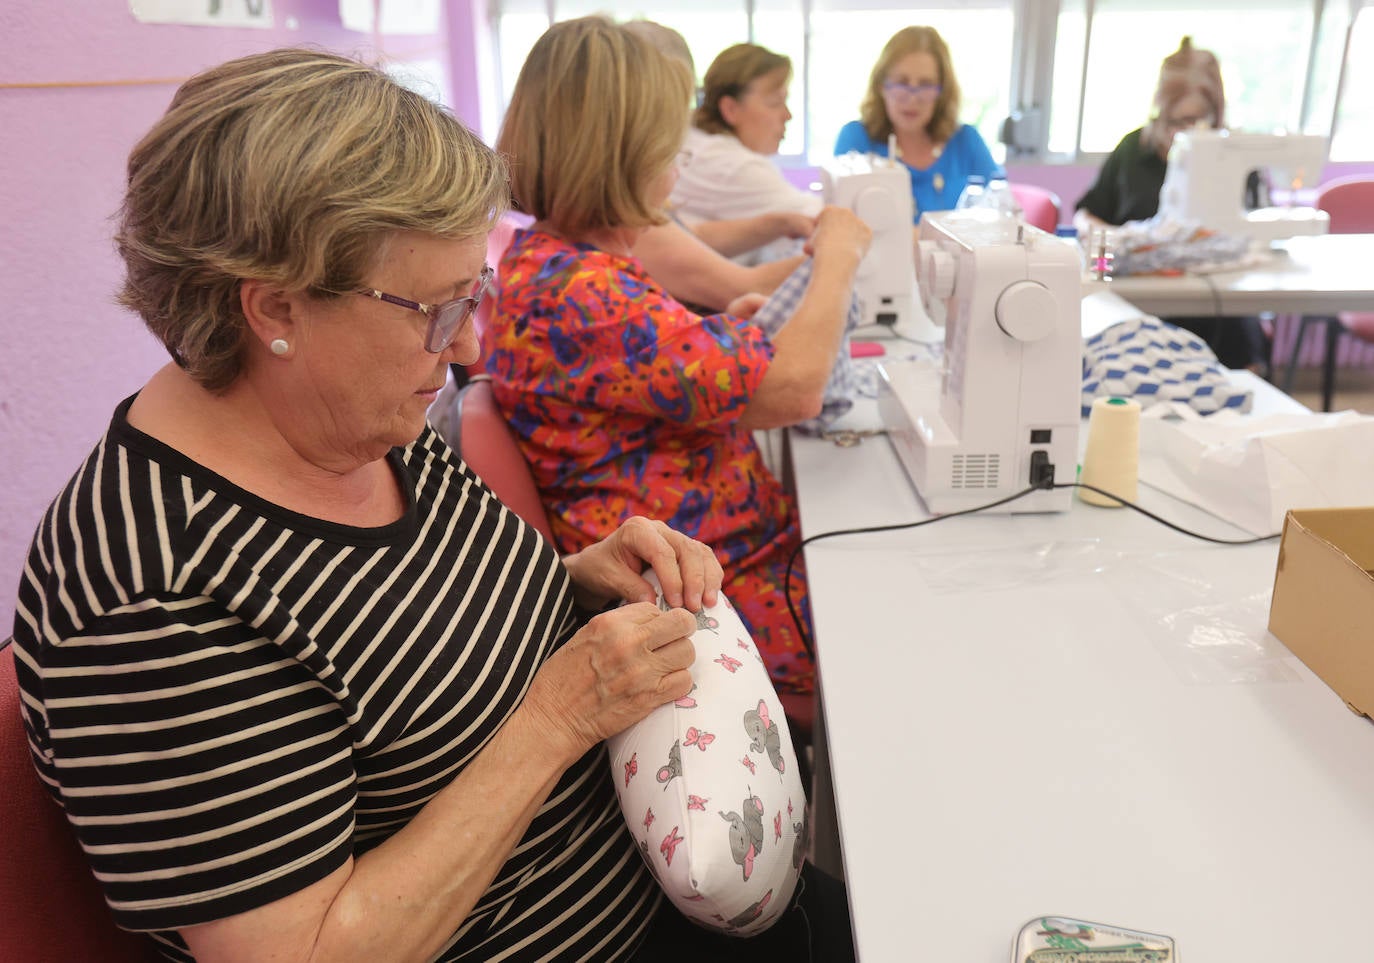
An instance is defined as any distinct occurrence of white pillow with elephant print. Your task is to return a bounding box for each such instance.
[606,578,807,936]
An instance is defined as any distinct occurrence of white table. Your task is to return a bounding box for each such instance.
[794,377,1374,962]
[1091,233,1374,317]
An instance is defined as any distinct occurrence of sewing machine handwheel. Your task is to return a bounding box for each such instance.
[995,281,1057,342]
[853,187,897,229]
[917,242,956,300]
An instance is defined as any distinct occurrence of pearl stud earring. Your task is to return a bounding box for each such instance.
[270,339,290,356]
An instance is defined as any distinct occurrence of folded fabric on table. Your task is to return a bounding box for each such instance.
[1106,217,1264,277]
[1082,314,1254,416]
[1138,410,1374,536]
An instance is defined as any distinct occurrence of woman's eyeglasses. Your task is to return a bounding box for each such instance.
[358,265,495,353]
[882,81,942,101]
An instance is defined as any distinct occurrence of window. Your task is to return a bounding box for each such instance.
[489,0,1373,164]
[489,0,1014,165]
[1331,3,1374,160]
[806,1,1012,165]
[494,0,750,129]
[1048,0,1358,158]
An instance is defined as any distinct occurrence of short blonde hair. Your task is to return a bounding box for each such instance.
[499,16,694,236]
[116,47,508,391]
[694,43,792,136]
[859,26,961,145]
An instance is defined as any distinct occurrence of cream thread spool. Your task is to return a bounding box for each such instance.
[1078,396,1141,507]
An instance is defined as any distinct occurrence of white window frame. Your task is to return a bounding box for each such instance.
[486,0,1374,164]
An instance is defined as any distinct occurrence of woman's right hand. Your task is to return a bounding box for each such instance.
[805,205,872,264]
[772,210,819,241]
[522,603,698,763]
[725,291,769,320]
[738,205,872,431]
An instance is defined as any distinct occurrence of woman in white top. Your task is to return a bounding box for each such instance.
[669,43,823,265]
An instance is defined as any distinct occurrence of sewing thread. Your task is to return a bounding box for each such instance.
[1078,396,1141,506]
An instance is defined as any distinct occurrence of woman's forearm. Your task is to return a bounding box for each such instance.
[637,221,801,310]
[317,706,572,961]
[184,703,575,963]
[692,212,806,258]
[740,247,860,430]
[737,207,870,429]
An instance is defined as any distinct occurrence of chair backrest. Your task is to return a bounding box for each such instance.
[1009,182,1063,234]
[470,211,535,376]
[438,378,555,543]
[0,642,150,963]
[1315,175,1374,235]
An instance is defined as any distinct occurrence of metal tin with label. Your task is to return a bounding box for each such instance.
[1013,916,1176,962]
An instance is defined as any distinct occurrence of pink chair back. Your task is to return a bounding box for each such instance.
[1010,182,1063,233]
[452,379,555,543]
[1315,176,1374,344]
[471,211,535,375]
[1315,175,1374,235]
[1,644,150,963]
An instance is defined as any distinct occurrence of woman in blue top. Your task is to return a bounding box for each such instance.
[834,26,1002,220]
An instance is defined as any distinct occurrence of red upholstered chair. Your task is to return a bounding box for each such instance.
[1319,174,1374,234]
[445,377,555,542]
[1280,175,1374,409]
[1009,182,1063,233]
[1,641,151,963]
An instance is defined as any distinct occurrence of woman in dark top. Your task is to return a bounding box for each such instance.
[1074,37,1268,370]
[1075,37,1225,231]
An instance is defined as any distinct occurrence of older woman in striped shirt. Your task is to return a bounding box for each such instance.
[11,47,720,963]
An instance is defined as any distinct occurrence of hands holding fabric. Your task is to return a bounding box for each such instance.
[528,517,725,763]
[563,514,723,611]
[804,205,873,263]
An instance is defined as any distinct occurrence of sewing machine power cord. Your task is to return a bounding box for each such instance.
[783,479,1281,663]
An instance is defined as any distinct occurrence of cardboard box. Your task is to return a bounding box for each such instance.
[1268,508,1374,718]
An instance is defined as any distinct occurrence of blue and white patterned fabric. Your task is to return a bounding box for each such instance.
[747,258,863,434]
[1082,315,1254,416]
[1106,218,1261,277]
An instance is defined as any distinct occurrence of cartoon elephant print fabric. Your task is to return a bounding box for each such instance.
[607,575,807,936]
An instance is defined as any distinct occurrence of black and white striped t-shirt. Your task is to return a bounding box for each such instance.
[11,397,660,961]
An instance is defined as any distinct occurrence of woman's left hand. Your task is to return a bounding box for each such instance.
[563,516,723,612]
[725,292,769,321]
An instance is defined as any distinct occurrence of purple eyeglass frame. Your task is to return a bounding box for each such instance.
[358,264,494,353]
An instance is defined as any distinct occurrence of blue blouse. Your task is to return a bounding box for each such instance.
[833,121,1003,220]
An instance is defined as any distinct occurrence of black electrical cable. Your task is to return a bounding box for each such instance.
[1200,271,1225,319]
[850,323,932,346]
[784,478,1280,661]
[1054,481,1279,546]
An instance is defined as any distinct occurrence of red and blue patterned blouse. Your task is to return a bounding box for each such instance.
[485,228,814,694]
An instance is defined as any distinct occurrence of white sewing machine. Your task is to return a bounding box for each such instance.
[1158,129,1330,241]
[819,151,917,328]
[878,209,1081,514]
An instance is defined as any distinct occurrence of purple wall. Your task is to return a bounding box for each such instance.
[0,0,482,633]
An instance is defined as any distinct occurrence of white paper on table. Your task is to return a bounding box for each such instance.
[1138,410,1374,536]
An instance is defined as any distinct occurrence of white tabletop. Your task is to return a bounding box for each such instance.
[793,377,1374,962]
[1090,232,1374,317]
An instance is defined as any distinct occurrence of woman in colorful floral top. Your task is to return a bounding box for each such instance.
[488,15,870,695]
